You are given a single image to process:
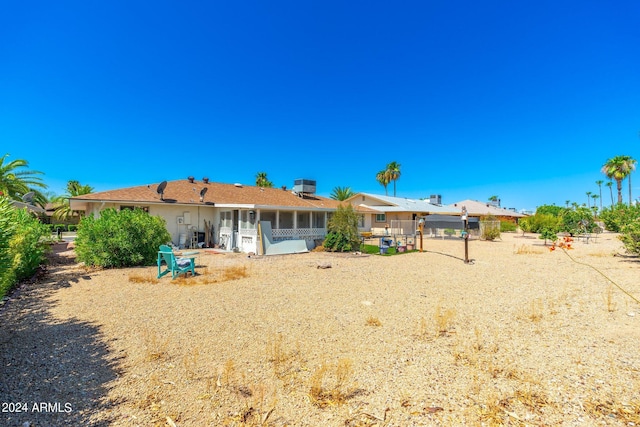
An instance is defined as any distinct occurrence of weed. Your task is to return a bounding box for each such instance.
[128,273,159,284]
[435,305,456,336]
[604,284,617,312]
[365,315,382,327]
[182,347,199,380]
[528,299,544,322]
[514,244,543,255]
[142,329,169,362]
[266,333,304,387]
[309,359,357,407]
[584,399,640,424]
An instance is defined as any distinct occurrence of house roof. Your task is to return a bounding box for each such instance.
[347,193,460,215]
[10,200,46,214]
[70,179,359,212]
[449,199,527,218]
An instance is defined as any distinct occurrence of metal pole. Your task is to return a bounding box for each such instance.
[462,206,470,264]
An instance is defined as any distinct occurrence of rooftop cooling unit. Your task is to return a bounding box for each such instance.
[293,179,316,195]
[429,194,442,205]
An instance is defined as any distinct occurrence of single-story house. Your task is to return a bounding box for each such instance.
[344,193,460,235]
[69,177,358,253]
[449,199,527,223]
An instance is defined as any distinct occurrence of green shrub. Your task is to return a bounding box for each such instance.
[539,228,558,245]
[323,204,361,252]
[559,206,596,235]
[480,215,501,241]
[53,223,66,232]
[524,213,562,234]
[75,208,171,268]
[500,220,517,232]
[67,224,77,232]
[0,198,50,298]
[619,219,640,254]
[600,204,640,232]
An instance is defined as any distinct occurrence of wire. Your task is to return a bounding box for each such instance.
[560,247,640,305]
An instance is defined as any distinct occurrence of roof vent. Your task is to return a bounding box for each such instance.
[234,183,243,188]
[203,177,209,184]
[188,176,195,183]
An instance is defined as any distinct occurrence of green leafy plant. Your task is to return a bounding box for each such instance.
[599,204,640,232]
[75,207,171,268]
[0,198,50,298]
[539,228,558,245]
[480,215,501,241]
[560,206,597,235]
[323,204,361,252]
[619,219,640,255]
[500,220,517,232]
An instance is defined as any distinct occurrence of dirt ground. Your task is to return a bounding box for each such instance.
[1,232,639,426]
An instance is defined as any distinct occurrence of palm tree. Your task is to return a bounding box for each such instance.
[565,200,570,208]
[330,186,355,201]
[601,155,636,205]
[586,191,592,208]
[591,194,599,214]
[626,157,637,205]
[376,170,390,196]
[52,180,94,220]
[0,153,47,202]
[595,180,604,210]
[385,161,401,197]
[255,172,273,188]
[605,180,614,206]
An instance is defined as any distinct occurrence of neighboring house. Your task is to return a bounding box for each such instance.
[69,177,352,253]
[344,193,460,235]
[449,199,527,223]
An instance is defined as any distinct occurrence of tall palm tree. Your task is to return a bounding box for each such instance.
[601,155,636,205]
[376,170,390,196]
[330,186,355,201]
[255,172,273,188]
[605,180,614,206]
[595,180,604,210]
[591,194,599,213]
[0,153,47,202]
[626,157,637,205]
[385,161,401,197]
[52,180,94,220]
[565,200,570,208]
[586,191,592,208]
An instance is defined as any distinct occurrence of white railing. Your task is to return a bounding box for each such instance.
[272,227,326,242]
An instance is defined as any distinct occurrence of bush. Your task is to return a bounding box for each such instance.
[75,208,171,268]
[480,215,501,241]
[500,220,517,232]
[0,198,50,298]
[600,204,640,232]
[619,219,640,254]
[53,223,67,232]
[560,206,597,235]
[524,213,562,234]
[67,224,77,232]
[323,204,361,252]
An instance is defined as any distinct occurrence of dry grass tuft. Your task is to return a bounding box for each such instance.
[266,333,304,388]
[142,329,169,362]
[182,347,200,380]
[365,315,382,327]
[584,399,640,424]
[514,244,544,255]
[435,305,456,336]
[172,265,249,286]
[128,273,160,284]
[309,359,358,407]
[604,284,617,312]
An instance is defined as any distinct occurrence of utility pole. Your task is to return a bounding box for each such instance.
[462,206,470,264]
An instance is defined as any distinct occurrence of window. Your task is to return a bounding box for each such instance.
[358,214,365,228]
[220,211,233,228]
[240,210,256,229]
[120,206,149,213]
[260,210,277,227]
[312,212,325,228]
[375,214,386,223]
[297,212,311,228]
[279,212,294,228]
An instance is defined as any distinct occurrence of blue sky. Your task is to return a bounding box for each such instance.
[2,1,639,211]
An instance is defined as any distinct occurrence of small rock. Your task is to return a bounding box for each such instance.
[628,312,636,317]
[317,263,332,269]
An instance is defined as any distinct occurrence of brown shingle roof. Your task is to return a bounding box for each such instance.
[71,179,356,211]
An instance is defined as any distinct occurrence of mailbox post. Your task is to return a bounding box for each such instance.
[461,206,470,264]
[417,218,424,252]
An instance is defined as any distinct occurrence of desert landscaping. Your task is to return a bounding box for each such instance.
[1,232,639,426]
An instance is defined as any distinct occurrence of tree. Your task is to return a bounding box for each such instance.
[0,153,47,202]
[489,195,499,202]
[323,204,361,252]
[255,172,273,188]
[330,186,354,201]
[376,170,390,196]
[601,155,636,205]
[586,191,592,209]
[595,180,604,211]
[591,194,599,213]
[385,161,401,197]
[606,180,614,206]
[52,180,94,220]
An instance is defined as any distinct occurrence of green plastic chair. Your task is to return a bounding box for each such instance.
[157,244,196,279]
